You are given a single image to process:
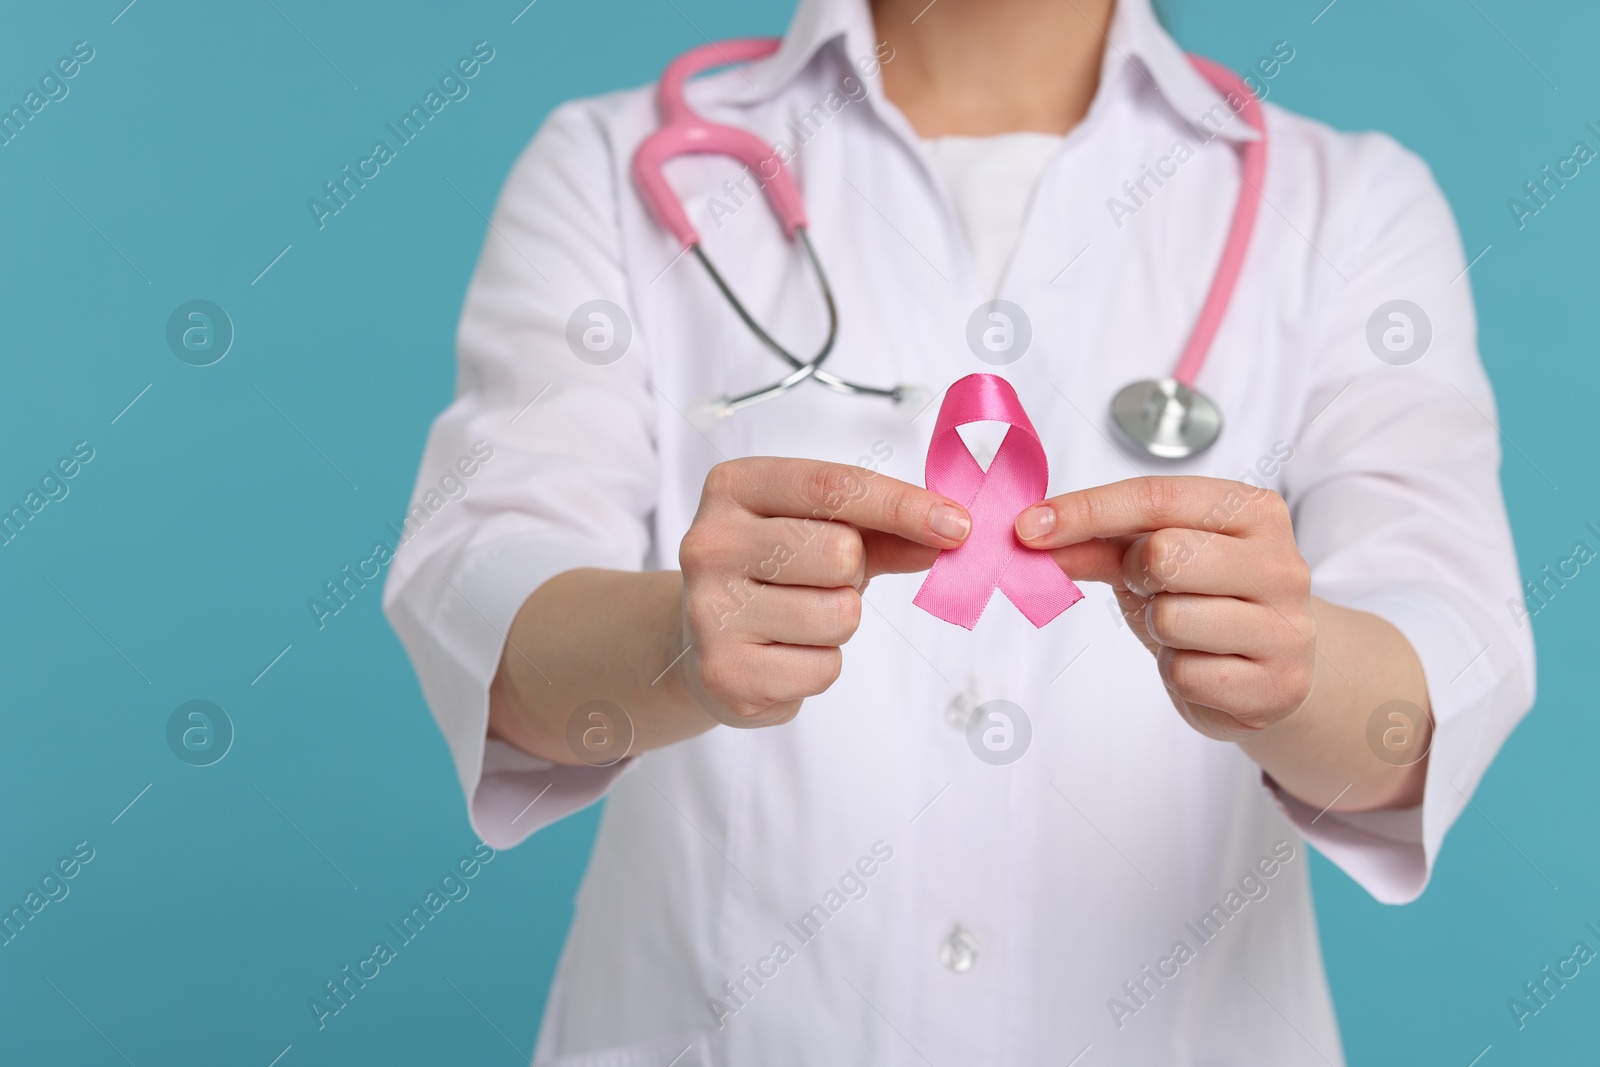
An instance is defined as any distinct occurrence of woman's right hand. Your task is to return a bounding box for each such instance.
[677,458,972,728]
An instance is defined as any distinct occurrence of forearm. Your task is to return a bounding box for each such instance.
[1237,597,1431,814]
[487,567,711,765]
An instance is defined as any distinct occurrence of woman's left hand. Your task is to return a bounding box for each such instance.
[1015,476,1317,741]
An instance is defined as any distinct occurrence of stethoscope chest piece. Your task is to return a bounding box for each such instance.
[1110,377,1222,460]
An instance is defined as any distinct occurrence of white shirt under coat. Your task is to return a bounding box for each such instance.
[383,0,1535,1062]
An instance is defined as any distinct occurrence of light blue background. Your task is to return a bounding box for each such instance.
[1,1,1594,1063]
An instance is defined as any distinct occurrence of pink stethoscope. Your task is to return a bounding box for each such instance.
[633,39,1266,459]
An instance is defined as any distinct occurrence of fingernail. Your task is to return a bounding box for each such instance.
[1016,505,1055,541]
[929,504,971,541]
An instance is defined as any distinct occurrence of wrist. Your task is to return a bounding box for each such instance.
[662,574,706,716]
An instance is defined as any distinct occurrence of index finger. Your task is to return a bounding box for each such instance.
[1015,476,1287,548]
[718,458,971,549]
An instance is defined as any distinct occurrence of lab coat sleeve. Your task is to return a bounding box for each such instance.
[382,97,658,851]
[1270,132,1536,904]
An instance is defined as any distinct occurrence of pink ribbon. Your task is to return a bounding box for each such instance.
[914,374,1083,630]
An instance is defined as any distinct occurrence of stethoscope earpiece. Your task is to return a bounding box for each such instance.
[688,397,735,433]
[895,382,934,410]
[693,380,933,429]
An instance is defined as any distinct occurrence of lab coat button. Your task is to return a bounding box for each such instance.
[945,690,978,730]
[940,924,980,973]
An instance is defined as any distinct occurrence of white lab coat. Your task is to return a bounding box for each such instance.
[383,0,1535,1062]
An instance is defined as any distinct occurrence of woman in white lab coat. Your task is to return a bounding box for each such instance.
[384,0,1534,1062]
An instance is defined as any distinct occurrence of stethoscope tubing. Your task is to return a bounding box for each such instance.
[692,227,906,414]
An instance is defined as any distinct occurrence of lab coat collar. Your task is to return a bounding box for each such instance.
[720,0,1260,144]
[1111,0,1262,142]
